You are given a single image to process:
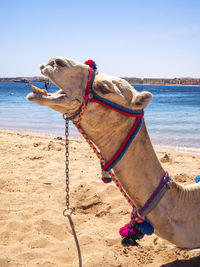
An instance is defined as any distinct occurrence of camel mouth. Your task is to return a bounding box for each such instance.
[27,58,72,105]
[26,84,68,103]
[27,57,83,115]
[38,60,70,98]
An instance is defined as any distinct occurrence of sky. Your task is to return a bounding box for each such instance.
[0,0,200,78]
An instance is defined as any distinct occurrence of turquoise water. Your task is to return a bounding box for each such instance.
[0,82,66,135]
[0,82,199,151]
[135,84,200,150]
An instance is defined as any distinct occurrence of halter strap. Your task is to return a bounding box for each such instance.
[85,67,95,101]
[103,117,143,171]
[91,93,144,117]
[80,67,144,172]
[86,67,144,117]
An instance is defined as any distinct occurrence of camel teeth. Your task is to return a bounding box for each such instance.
[42,90,47,96]
[31,85,45,95]
[31,85,39,93]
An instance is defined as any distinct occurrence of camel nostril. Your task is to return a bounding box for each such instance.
[40,64,45,71]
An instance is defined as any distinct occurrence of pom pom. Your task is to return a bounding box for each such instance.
[102,177,112,183]
[119,223,135,238]
[136,221,154,235]
[101,170,112,183]
[194,175,200,183]
[119,222,144,246]
[84,59,97,70]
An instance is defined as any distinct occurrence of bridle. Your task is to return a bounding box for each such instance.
[63,61,172,242]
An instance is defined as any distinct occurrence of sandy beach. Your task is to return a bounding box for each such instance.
[0,129,200,267]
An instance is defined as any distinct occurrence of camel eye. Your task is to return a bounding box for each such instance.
[94,81,111,95]
[98,86,110,95]
[55,59,67,68]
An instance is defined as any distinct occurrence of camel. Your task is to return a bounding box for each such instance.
[27,57,200,249]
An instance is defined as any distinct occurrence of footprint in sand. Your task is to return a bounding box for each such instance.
[35,219,67,241]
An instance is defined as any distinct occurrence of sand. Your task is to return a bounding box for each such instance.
[0,129,200,267]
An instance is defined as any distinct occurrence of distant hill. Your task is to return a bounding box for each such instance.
[122,77,200,86]
[0,76,46,82]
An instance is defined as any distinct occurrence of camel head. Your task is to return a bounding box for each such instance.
[27,57,152,121]
[27,57,90,115]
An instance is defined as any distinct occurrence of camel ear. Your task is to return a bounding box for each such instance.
[131,91,152,109]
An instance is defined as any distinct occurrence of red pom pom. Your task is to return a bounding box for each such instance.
[102,177,112,183]
[84,59,97,69]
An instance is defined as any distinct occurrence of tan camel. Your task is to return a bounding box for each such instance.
[27,57,200,248]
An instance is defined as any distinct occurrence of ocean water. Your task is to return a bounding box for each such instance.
[135,84,200,151]
[0,82,200,152]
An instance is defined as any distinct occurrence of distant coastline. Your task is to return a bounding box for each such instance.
[122,77,200,86]
[0,76,200,86]
[0,76,46,83]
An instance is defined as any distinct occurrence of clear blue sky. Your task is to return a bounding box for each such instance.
[1,0,200,78]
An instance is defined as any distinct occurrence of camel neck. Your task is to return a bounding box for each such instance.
[112,120,166,207]
[84,116,166,208]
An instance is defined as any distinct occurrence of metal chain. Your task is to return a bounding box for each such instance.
[65,117,70,209]
[63,115,71,216]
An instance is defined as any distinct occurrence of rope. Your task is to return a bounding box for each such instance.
[67,214,82,267]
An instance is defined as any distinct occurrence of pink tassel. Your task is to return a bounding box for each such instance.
[119,222,136,238]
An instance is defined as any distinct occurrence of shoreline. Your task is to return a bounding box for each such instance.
[0,128,83,141]
[1,128,200,155]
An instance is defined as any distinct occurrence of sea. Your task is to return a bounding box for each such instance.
[0,82,200,153]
